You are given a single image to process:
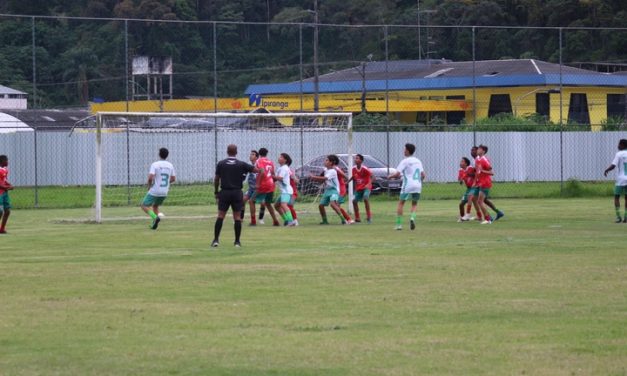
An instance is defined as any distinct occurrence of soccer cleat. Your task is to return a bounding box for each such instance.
[0,229,6,234]
[623,218,627,223]
[616,217,623,223]
[394,225,402,231]
[341,220,347,225]
[234,241,241,248]
[461,214,472,221]
[354,219,361,223]
[284,220,289,226]
[319,221,329,225]
[248,222,256,226]
[273,221,280,227]
[292,219,299,226]
[367,218,372,224]
[481,219,492,225]
[211,239,219,248]
[495,211,505,221]
[151,217,161,230]
[258,219,265,225]
[457,217,464,223]
[410,219,416,230]
[347,220,355,225]
[287,221,296,227]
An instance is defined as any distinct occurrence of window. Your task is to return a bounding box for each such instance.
[446,95,465,100]
[446,111,466,124]
[488,94,513,117]
[607,94,626,118]
[567,93,590,124]
[536,93,550,118]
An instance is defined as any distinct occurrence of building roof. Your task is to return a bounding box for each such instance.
[0,112,33,133]
[0,85,27,95]
[245,59,627,95]
[1,109,91,130]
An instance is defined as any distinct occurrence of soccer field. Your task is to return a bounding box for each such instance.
[0,198,625,375]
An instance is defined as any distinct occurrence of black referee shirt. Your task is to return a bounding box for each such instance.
[216,157,255,190]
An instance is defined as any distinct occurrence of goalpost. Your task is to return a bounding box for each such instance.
[93,111,353,223]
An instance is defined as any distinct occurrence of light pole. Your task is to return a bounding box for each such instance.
[313,0,319,112]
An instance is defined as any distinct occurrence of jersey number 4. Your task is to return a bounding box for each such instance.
[412,169,422,181]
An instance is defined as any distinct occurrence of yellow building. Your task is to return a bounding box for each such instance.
[92,59,627,129]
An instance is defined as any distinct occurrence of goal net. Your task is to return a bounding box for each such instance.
[91,111,353,223]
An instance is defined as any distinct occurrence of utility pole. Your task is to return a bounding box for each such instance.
[313,0,320,112]
[360,62,366,114]
[417,0,421,60]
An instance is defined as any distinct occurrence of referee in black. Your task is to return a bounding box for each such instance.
[212,144,258,248]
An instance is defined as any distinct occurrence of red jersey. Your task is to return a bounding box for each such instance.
[289,169,298,198]
[0,166,8,195]
[475,156,493,189]
[255,157,275,193]
[335,166,347,197]
[458,166,475,188]
[352,165,373,191]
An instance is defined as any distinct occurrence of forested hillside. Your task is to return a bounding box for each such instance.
[0,0,625,107]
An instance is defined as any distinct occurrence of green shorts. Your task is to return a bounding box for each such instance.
[275,193,292,204]
[400,192,421,202]
[354,189,371,202]
[614,185,627,195]
[255,192,274,204]
[478,188,490,198]
[142,193,166,206]
[338,195,346,204]
[320,189,339,206]
[461,188,473,203]
[0,192,11,211]
[468,187,480,198]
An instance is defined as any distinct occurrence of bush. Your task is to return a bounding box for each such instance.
[601,116,627,131]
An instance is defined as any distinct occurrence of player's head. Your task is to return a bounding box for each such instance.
[460,157,470,168]
[325,154,338,168]
[259,147,268,157]
[159,148,169,160]
[355,154,364,166]
[227,144,238,156]
[329,154,340,166]
[404,143,416,156]
[279,153,292,166]
[618,139,627,150]
[0,155,7,167]
[478,144,488,156]
[470,146,478,158]
[250,150,259,162]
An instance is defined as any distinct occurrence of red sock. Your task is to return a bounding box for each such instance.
[288,205,297,220]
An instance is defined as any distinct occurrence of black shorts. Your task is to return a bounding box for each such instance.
[217,189,244,213]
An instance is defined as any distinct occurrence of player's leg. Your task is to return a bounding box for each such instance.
[395,195,406,230]
[362,189,372,223]
[0,193,10,233]
[352,197,361,222]
[212,191,229,247]
[248,195,257,225]
[288,195,298,226]
[409,194,419,230]
[485,197,504,220]
[337,195,353,223]
[319,192,330,224]
[613,190,621,222]
[241,193,249,223]
[263,194,280,226]
[459,199,466,221]
[280,201,294,226]
[231,192,244,247]
[329,200,346,223]
[470,190,482,221]
[478,190,492,224]
[623,192,627,223]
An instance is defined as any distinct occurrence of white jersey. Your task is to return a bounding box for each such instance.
[324,168,340,192]
[148,160,176,197]
[276,165,294,195]
[396,156,424,194]
[612,150,627,186]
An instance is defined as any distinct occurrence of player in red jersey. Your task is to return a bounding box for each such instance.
[475,145,495,224]
[0,155,14,234]
[347,154,373,223]
[254,147,280,226]
[457,157,476,222]
[333,158,354,224]
[466,146,504,222]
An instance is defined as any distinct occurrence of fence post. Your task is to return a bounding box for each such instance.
[31,17,37,110]
[213,22,218,166]
[559,27,564,194]
[125,19,129,112]
[472,26,477,146]
[33,128,39,208]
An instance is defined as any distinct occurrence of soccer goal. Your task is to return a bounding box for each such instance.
[91,111,353,223]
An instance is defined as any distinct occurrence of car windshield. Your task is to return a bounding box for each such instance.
[339,155,387,169]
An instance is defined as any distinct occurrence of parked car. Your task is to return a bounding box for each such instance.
[295,154,400,195]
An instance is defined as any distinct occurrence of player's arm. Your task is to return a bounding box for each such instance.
[214,174,221,198]
[604,164,616,177]
[421,171,426,181]
[147,173,155,189]
[309,174,326,182]
[387,171,401,180]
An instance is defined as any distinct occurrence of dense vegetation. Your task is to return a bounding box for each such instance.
[0,0,626,107]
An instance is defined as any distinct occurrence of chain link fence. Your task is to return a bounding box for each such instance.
[0,15,626,209]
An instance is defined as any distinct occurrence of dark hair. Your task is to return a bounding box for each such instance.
[227,144,238,156]
[462,157,470,166]
[259,147,268,157]
[280,152,292,166]
[159,148,169,159]
[327,154,339,165]
[478,144,488,154]
[250,150,259,158]
[355,154,364,162]
[471,146,478,150]
[405,143,416,155]
[0,155,7,164]
[619,139,627,150]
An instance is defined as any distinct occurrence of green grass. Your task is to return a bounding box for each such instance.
[0,198,626,375]
[8,180,616,209]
